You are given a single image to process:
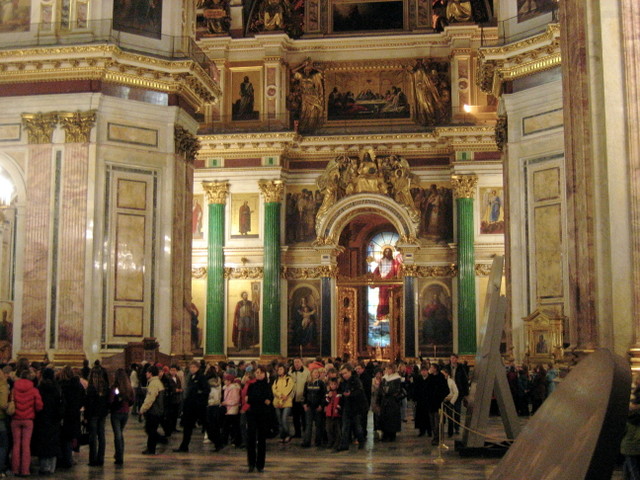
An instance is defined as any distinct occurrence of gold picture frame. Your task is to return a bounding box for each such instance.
[523,309,565,364]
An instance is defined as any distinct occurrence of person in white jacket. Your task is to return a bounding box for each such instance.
[442,367,459,438]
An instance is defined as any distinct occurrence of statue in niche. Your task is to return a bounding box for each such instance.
[198,0,231,35]
[446,0,472,22]
[291,58,325,134]
[411,59,450,126]
[261,0,285,30]
[431,0,491,31]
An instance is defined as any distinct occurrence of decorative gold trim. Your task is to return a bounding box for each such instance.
[282,265,338,279]
[258,179,284,203]
[451,174,478,199]
[192,267,207,279]
[495,115,507,152]
[475,264,492,276]
[175,126,200,163]
[413,265,458,278]
[402,264,419,277]
[21,112,58,144]
[202,180,229,205]
[59,110,96,143]
[224,267,263,279]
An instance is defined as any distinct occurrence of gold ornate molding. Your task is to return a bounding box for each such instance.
[202,180,229,205]
[475,264,492,276]
[495,115,507,152]
[258,179,284,203]
[192,267,207,279]
[175,126,200,162]
[21,112,58,144]
[224,267,263,279]
[282,265,338,279]
[451,174,478,199]
[402,264,419,277]
[414,265,458,278]
[59,110,96,143]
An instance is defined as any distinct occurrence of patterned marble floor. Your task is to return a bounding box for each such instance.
[22,414,624,479]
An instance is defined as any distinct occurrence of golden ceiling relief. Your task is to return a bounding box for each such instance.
[224,267,263,279]
[175,126,200,162]
[59,110,96,143]
[475,264,492,276]
[258,179,284,203]
[202,180,229,205]
[398,233,420,245]
[21,112,58,144]
[192,267,207,279]
[282,265,338,279]
[451,174,478,199]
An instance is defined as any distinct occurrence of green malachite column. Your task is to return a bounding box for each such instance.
[259,180,284,356]
[452,175,478,356]
[203,181,229,357]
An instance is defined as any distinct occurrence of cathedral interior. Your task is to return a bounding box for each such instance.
[0,0,635,374]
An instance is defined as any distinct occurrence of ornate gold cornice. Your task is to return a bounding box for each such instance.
[282,265,338,279]
[0,45,221,112]
[477,24,561,96]
[414,265,458,278]
[21,112,58,144]
[451,174,478,199]
[258,179,284,203]
[192,267,207,279]
[495,115,507,152]
[475,264,492,276]
[202,180,229,205]
[175,126,200,162]
[402,264,419,277]
[224,267,263,279]
[58,110,96,143]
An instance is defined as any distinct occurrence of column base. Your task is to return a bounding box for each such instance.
[51,351,87,368]
[203,354,227,364]
[16,350,51,364]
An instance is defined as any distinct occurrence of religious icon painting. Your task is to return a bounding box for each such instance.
[230,193,259,239]
[287,281,321,357]
[284,185,322,245]
[227,280,261,357]
[0,0,30,33]
[331,1,404,32]
[230,69,261,121]
[192,194,205,241]
[418,279,453,358]
[112,0,163,39]
[411,183,454,242]
[479,187,504,235]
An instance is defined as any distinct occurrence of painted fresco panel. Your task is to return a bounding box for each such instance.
[0,0,30,33]
[285,186,322,244]
[230,193,259,239]
[517,0,555,23]
[411,183,453,242]
[230,69,261,121]
[479,187,504,235]
[113,0,163,39]
[287,281,321,357]
[332,2,404,32]
[227,280,261,357]
[419,279,453,358]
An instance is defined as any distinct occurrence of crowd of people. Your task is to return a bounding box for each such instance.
[0,353,569,476]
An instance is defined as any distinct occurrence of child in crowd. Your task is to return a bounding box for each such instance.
[324,378,342,450]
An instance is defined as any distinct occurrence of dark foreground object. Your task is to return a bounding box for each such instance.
[489,349,631,480]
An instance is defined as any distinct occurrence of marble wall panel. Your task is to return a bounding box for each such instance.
[115,213,145,302]
[117,179,147,210]
[114,306,144,336]
[107,123,158,147]
[56,144,89,350]
[21,145,52,352]
[534,204,563,298]
[523,108,564,136]
[533,167,560,201]
[0,124,20,142]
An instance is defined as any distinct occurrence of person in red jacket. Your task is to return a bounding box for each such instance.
[11,370,43,476]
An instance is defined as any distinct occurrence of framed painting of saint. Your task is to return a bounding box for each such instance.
[192,194,205,241]
[411,183,454,242]
[230,193,259,239]
[479,187,504,234]
[230,69,261,122]
[331,1,404,32]
[113,0,163,39]
[419,280,453,358]
[227,280,261,357]
[287,282,321,357]
[285,186,322,244]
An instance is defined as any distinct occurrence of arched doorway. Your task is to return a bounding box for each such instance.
[335,214,404,361]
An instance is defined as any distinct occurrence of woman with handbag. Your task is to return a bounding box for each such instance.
[11,369,43,477]
[84,366,109,467]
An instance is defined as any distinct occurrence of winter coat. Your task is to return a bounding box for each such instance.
[272,375,295,409]
[247,378,274,416]
[12,378,43,421]
[378,373,404,433]
[59,377,85,441]
[241,378,256,413]
[33,379,63,458]
[84,385,109,418]
[208,377,222,407]
[622,408,640,456]
[338,375,368,414]
[324,390,342,418]
[425,373,450,412]
[184,371,210,410]
[413,374,430,431]
[222,383,241,415]
[140,376,164,415]
[289,366,310,402]
[303,380,326,409]
[445,377,459,405]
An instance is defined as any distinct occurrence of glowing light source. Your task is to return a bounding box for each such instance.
[463,104,472,113]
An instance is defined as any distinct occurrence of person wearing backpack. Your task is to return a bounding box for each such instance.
[139,365,165,455]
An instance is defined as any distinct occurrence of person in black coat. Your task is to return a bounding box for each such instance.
[413,364,432,437]
[174,360,210,452]
[33,368,63,474]
[246,366,274,473]
[57,366,85,469]
[377,364,404,441]
[425,363,449,446]
[85,366,110,466]
[336,364,367,451]
[355,363,372,438]
[449,354,469,434]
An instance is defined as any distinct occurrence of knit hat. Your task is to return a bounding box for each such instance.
[224,374,235,382]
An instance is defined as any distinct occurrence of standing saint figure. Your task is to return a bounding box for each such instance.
[411,59,446,126]
[239,201,252,235]
[234,76,255,120]
[292,59,324,133]
[233,292,257,351]
[373,248,401,319]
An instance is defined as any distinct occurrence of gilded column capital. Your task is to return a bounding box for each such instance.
[175,125,200,162]
[258,180,284,203]
[451,174,478,199]
[59,110,96,143]
[402,264,419,277]
[202,181,229,204]
[21,112,58,144]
